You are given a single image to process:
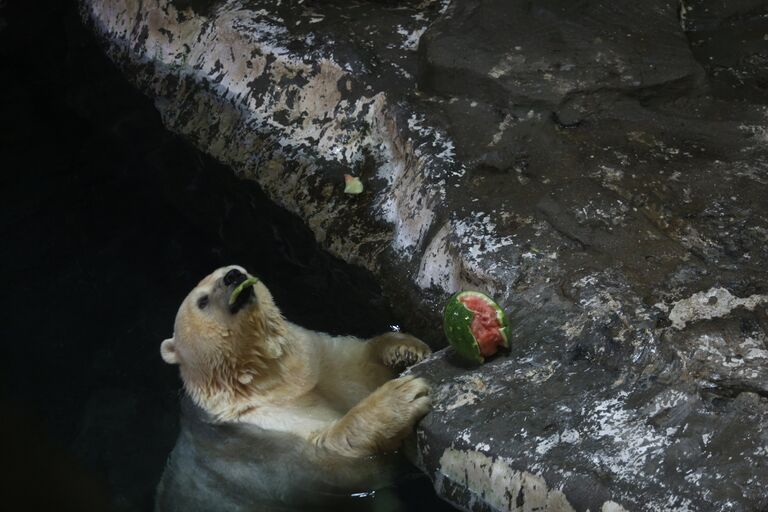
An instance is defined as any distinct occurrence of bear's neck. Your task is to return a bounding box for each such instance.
[187,322,317,422]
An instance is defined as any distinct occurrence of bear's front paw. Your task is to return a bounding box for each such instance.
[311,375,431,458]
[340,375,431,454]
[369,375,432,442]
[382,375,432,421]
[371,332,432,370]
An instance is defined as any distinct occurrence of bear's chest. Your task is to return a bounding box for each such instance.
[239,392,341,438]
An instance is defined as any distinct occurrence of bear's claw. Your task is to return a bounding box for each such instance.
[383,345,429,369]
[369,332,432,370]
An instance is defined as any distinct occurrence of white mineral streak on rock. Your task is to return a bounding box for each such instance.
[84,0,510,298]
[370,108,443,252]
[82,0,467,268]
[446,391,478,411]
[643,389,688,419]
[534,429,581,456]
[436,449,577,512]
[680,331,768,393]
[432,372,505,413]
[534,434,560,456]
[738,123,768,144]
[488,53,526,79]
[582,392,697,511]
[559,272,656,359]
[489,113,515,146]
[587,393,671,478]
[453,212,516,293]
[601,501,631,512]
[416,222,457,290]
[407,113,458,164]
[431,443,640,512]
[475,442,491,452]
[668,287,768,330]
[396,24,427,51]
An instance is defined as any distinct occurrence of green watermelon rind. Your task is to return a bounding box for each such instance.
[442,291,510,363]
[228,276,261,306]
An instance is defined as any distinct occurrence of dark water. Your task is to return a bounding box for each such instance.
[0,2,453,510]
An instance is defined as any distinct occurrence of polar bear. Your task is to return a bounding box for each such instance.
[160,264,431,464]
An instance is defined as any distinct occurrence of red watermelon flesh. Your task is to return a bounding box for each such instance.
[460,295,504,357]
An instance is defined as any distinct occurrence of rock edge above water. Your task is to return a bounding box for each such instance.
[81,0,768,510]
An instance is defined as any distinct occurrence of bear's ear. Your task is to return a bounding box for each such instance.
[161,338,179,364]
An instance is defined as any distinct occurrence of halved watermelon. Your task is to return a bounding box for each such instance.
[443,291,509,363]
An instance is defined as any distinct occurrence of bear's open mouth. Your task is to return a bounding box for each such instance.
[223,269,259,314]
[228,284,254,314]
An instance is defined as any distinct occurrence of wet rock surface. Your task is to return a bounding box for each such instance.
[80,0,768,510]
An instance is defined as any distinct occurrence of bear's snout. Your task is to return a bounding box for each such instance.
[223,268,246,287]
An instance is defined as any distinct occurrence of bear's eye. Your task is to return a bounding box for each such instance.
[197,295,209,310]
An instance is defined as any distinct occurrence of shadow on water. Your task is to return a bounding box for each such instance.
[157,397,445,512]
[0,1,454,510]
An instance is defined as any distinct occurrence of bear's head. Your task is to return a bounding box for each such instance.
[161,265,289,419]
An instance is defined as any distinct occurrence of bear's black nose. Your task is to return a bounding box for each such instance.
[223,268,245,286]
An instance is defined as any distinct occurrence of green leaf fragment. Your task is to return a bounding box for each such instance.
[344,174,364,194]
[228,276,261,305]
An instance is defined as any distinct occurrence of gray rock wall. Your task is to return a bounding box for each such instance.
[81,0,768,510]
